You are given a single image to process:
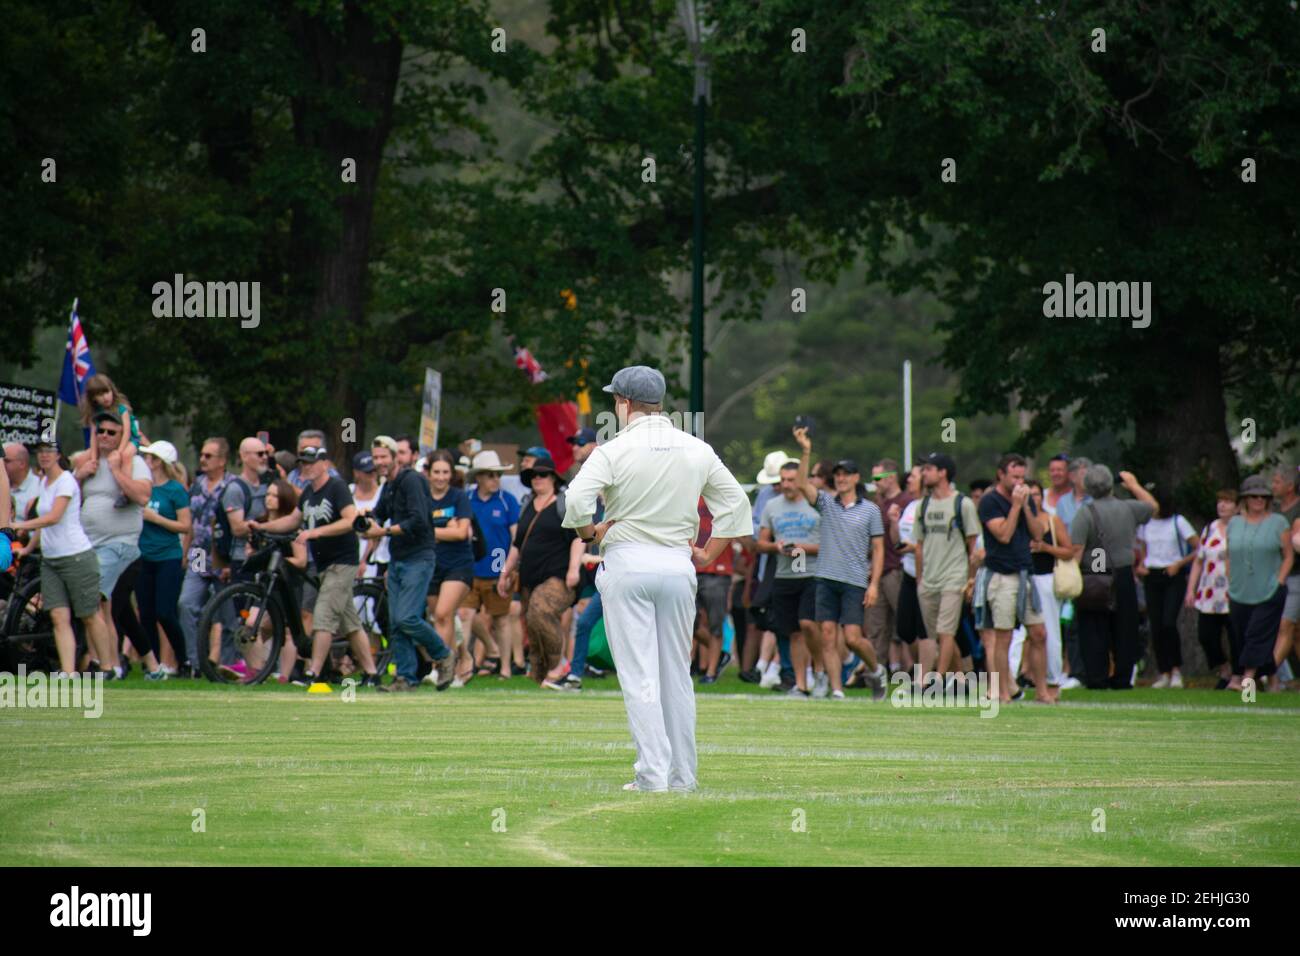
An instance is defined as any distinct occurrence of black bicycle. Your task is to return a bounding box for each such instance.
[0,551,64,673]
[196,531,391,684]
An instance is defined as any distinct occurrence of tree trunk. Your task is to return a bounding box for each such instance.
[288,8,402,469]
[1132,342,1238,526]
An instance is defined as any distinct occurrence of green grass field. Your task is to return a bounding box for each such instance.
[2,673,1297,866]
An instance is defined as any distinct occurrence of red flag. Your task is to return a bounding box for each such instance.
[535,401,577,473]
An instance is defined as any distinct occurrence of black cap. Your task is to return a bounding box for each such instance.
[520,455,564,487]
[921,452,957,482]
[351,451,375,473]
[567,427,598,446]
[297,446,330,464]
[831,458,860,475]
[93,409,123,426]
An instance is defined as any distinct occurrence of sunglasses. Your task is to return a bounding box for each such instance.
[199,452,220,460]
[870,471,895,481]
[96,427,121,436]
[252,450,268,457]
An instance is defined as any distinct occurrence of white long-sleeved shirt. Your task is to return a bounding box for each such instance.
[562,413,752,551]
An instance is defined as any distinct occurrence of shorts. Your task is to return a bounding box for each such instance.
[919,586,964,639]
[896,572,927,643]
[771,576,816,636]
[987,571,1044,631]
[460,576,511,617]
[1284,576,1300,623]
[815,578,866,628]
[93,540,140,600]
[41,549,102,619]
[428,563,473,596]
[311,563,364,637]
[302,562,319,614]
[696,573,731,637]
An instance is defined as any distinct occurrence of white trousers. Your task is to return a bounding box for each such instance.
[598,542,699,791]
[1009,573,1064,684]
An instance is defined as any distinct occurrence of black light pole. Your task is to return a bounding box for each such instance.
[678,1,711,426]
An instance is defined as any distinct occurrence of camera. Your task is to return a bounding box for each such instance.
[794,414,816,438]
[352,513,373,534]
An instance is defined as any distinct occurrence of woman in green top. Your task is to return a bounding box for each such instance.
[1226,475,1293,691]
[135,441,193,680]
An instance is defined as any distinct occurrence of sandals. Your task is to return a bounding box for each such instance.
[476,657,500,678]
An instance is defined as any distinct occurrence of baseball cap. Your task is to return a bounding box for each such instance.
[139,440,179,465]
[921,451,957,481]
[371,435,399,455]
[831,458,861,475]
[567,427,598,446]
[34,437,62,452]
[352,451,375,473]
[93,409,123,426]
[520,445,550,459]
[298,446,330,464]
[602,365,666,404]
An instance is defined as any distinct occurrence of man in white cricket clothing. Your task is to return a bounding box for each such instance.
[563,366,751,792]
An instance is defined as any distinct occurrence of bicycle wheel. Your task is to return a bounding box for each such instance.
[197,582,285,684]
[1,576,58,673]
[352,579,392,675]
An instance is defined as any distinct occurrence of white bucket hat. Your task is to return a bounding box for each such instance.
[471,450,514,474]
[756,449,798,485]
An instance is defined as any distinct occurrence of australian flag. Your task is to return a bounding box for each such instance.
[57,302,96,405]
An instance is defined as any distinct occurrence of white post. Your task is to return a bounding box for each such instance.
[902,360,913,471]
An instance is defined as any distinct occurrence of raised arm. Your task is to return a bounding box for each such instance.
[792,426,816,505]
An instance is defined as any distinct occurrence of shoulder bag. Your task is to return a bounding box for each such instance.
[1075,502,1117,612]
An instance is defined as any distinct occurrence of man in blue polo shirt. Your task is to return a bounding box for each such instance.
[792,425,888,700]
[463,450,520,675]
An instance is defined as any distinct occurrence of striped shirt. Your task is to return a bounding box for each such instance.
[813,489,884,587]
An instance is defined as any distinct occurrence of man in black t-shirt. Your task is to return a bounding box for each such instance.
[977,453,1051,703]
[293,447,379,686]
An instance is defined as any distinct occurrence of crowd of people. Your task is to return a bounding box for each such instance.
[3,375,1299,700]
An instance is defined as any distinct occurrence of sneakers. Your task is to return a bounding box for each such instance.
[810,672,830,698]
[359,673,382,688]
[717,651,732,673]
[1058,676,1083,690]
[870,664,889,702]
[777,674,796,692]
[434,653,456,691]
[1169,671,1184,689]
[583,664,607,678]
[158,663,180,677]
[1151,673,1171,689]
[291,669,316,688]
[758,666,781,689]
[738,667,762,684]
[144,669,169,681]
[218,661,248,681]
[557,674,583,691]
[831,689,846,700]
[377,676,417,693]
[787,686,810,699]
[699,674,717,685]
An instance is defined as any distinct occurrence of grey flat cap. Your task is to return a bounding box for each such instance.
[602,365,666,404]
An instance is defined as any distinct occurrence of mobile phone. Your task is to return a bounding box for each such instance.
[794,414,816,438]
[257,430,270,445]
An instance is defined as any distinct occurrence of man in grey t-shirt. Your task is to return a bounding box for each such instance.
[757,461,821,694]
[72,410,153,676]
[222,437,271,567]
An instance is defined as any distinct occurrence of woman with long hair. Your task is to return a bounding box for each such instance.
[423,450,475,683]
[1135,485,1199,688]
[497,455,584,684]
[79,373,141,455]
[135,441,192,679]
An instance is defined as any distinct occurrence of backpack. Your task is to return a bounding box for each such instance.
[211,476,251,567]
[918,492,968,540]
